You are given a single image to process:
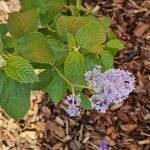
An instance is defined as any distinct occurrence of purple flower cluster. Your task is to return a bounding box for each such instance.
[64,94,81,117]
[99,140,108,150]
[85,66,135,112]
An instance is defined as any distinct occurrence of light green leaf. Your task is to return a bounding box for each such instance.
[107,31,116,40]
[40,0,64,25]
[20,0,45,12]
[48,39,69,65]
[32,69,53,90]
[46,71,67,105]
[8,10,39,38]
[17,32,55,64]
[64,51,84,84]
[70,5,80,16]
[76,21,106,54]
[56,15,97,42]
[5,56,39,83]
[0,69,31,121]
[101,16,111,29]
[68,33,76,50]
[80,93,92,110]
[100,51,113,70]
[84,54,101,71]
[106,39,124,50]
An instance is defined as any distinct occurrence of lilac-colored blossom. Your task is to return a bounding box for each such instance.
[84,66,135,112]
[64,94,81,116]
[99,140,108,150]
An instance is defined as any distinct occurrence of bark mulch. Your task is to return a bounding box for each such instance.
[0,0,150,150]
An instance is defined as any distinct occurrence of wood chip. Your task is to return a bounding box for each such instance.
[46,121,65,138]
[134,22,149,37]
[120,124,138,132]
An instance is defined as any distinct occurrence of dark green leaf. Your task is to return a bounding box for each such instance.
[48,39,69,65]
[0,24,7,36]
[76,21,106,54]
[5,56,39,83]
[0,69,31,121]
[56,15,97,42]
[84,54,101,71]
[0,37,3,53]
[46,71,67,105]
[100,51,113,70]
[80,93,92,110]
[8,10,39,38]
[32,69,53,90]
[17,32,55,64]
[106,39,124,50]
[64,51,84,84]
[40,0,64,25]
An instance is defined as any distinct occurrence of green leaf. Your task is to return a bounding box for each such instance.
[0,69,31,121]
[76,21,106,54]
[80,93,92,110]
[8,10,39,38]
[46,71,67,105]
[100,51,113,70]
[48,39,69,65]
[40,0,64,25]
[64,51,84,84]
[20,0,45,12]
[68,33,76,50]
[107,31,116,40]
[0,37,3,53]
[106,39,124,50]
[17,32,55,64]
[70,5,80,16]
[101,16,111,29]
[84,54,101,71]
[5,56,39,83]
[56,15,97,42]
[0,24,7,36]
[104,47,118,56]
[32,69,53,90]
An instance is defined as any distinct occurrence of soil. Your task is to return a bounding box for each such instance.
[0,0,150,150]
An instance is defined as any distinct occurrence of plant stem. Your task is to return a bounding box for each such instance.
[51,65,92,95]
[52,65,75,96]
[77,0,80,9]
[73,84,93,90]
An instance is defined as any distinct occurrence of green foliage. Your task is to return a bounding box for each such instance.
[48,39,69,65]
[0,24,7,36]
[0,1,125,120]
[56,15,97,41]
[106,39,124,50]
[100,51,113,71]
[64,51,84,84]
[20,0,45,12]
[32,69,53,90]
[76,21,106,54]
[80,93,92,110]
[5,56,39,83]
[17,32,55,64]
[8,10,39,38]
[0,70,31,120]
[46,71,67,105]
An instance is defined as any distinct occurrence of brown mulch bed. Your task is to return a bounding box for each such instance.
[0,0,150,150]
